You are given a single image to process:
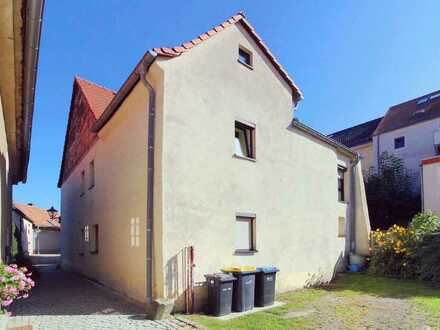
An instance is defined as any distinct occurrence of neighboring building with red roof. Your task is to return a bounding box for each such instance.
[59,12,370,315]
[330,90,440,191]
[12,203,60,255]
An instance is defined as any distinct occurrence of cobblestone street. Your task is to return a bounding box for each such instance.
[7,266,195,330]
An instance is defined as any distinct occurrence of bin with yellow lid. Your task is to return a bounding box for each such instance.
[221,266,257,312]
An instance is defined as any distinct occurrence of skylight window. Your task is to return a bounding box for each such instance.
[417,97,429,105]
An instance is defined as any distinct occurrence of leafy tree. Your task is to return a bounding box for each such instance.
[365,152,421,229]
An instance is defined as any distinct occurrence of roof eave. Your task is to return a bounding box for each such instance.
[291,119,357,158]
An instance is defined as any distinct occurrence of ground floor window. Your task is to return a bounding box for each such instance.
[235,214,256,253]
[90,225,99,254]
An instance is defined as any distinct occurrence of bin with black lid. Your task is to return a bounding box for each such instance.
[204,273,236,316]
[255,266,279,307]
[222,266,257,312]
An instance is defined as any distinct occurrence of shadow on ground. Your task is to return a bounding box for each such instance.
[8,266,145,316]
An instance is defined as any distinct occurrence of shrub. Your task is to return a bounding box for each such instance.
[409,211,439,237]
[368,225,419,279]
[417,233,440,286]
[0,263,34,314]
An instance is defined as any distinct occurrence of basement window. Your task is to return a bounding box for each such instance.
[235,214,256,254]
[238,46,253,68]
[394,136,405,149]
[234,121,255,159]
[338,166,346,202]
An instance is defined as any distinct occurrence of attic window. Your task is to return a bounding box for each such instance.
[238,47,253,68]
[417,97,429,105]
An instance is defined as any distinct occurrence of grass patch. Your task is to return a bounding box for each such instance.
[186,273,440,329]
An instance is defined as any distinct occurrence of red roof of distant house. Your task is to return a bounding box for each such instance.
[421,155,440,166]
[14,204,60,230]
[374,90,440,135]
[75,77,116,119]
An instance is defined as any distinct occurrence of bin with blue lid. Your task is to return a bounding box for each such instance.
[205,273,236,316]
[255,267,279,307]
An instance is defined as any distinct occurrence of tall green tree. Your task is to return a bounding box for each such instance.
[365,152,421,229]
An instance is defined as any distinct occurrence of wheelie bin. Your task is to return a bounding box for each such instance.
[222,266,257,312]
[205,273,236,316]
[255,266,279,307]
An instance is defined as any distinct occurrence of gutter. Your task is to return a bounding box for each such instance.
[139,52,158,305]
[20,0,45,183]
[349,153,361,254]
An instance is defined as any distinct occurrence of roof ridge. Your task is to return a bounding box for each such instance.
[390,89,440,110]
[152,12,245,57]
[75,76,116,94]
[329,116,383,136]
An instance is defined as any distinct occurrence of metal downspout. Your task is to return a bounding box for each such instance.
[139,58,156,305]
[349,154,361,254]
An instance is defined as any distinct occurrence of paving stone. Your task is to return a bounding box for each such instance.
[7,268,197,330]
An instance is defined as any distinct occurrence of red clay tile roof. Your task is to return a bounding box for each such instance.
[14,204,60,230]
[374,90,440,135]
[75,77,116,119]
[153,12,302,102]
[421,155,440,166]
[57,77,115,187]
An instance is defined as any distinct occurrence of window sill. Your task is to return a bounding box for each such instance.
[78,253,84,257]
[237,59,253,70]
[88,185,95,191]
[338,201,349,205]
[233,154,256,162]
[234,249,258,256]
[90,251,98,255]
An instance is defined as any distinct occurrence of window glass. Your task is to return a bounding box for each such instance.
[80,170,85,196]
[235,216,254,251]
[338,167,346,202]
[90,225,99,253]
[394,136,405,149]
[238,48,252,67]
[234,121,255,159]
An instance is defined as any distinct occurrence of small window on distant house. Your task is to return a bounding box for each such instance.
[394,136,405,149]
[234,121,255,159]
[235,215,256,253]
[89,160,95,189]
[338,166,346,202]
[338,217,346,237]
[130,218,140,247]
[90,225,99,254]
[238,47,252,68]
[80,170,85,196]
[84,225,89,242]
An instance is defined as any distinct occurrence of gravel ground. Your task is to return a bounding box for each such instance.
[7,266,196,330]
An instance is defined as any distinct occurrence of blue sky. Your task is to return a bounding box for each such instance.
[13,1,440,209]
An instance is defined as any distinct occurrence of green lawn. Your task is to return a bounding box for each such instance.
[185,274,440,329]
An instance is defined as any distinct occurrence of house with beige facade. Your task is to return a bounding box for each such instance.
[0,0,44,262]
[12,203,61,255]
[59,12,370,315]
[421,156,440,218]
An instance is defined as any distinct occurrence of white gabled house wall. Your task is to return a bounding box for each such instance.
[60,16,370,312]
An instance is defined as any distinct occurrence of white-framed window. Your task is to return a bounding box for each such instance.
[235,214,256,253]
[130,218,140,247]
[88,160,95,189]
[234,121,255,159]
[338,217,346,237]
[84,225,89,242]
